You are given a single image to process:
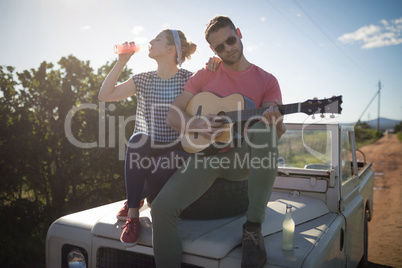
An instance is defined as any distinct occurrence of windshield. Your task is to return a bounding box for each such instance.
[278,128,332,170]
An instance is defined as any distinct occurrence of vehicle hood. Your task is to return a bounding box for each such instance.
[90,192,329,259]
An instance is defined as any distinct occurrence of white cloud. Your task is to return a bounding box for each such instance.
[133,37,149,45]
[131,26,145,35]
[81,25,91,31]
[394,17,402,24]
[131,26,149,44]
[246,45,259,52]
[162,23,171,29]
[338,17,402,49]
[260,17,266,22]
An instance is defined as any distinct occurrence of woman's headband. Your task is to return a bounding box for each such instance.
[170,30,182,67]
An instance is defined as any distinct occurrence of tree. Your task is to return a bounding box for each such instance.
[394,121,402,133]
[0,56,135,267]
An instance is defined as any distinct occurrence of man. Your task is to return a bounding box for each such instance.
[151,15,286,267]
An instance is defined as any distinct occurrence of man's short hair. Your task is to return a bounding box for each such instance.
[204,15,236,43]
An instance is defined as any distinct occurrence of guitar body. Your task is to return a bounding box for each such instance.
[182,92,255,154]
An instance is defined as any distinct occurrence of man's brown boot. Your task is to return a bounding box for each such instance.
[241,224,267,268]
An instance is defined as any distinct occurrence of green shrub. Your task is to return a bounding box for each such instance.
[354,123,383,148]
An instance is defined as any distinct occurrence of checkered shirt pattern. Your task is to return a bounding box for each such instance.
[132,69,193,142]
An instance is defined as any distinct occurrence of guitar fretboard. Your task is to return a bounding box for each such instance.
[223,102,301,123]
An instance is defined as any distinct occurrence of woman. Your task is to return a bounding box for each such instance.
[99,29,218,247]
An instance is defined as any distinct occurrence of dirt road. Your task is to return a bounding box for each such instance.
[358,134,402,268]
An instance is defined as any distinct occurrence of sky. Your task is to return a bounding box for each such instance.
[1,0,402,125]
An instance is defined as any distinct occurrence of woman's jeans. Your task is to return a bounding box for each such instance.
[125,133,187,208]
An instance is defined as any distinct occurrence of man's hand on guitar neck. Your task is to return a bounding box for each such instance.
[261,99,286,139]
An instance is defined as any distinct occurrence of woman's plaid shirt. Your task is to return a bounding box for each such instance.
[132,69,193,142]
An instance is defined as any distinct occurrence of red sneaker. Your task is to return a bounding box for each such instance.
[116,200,144,221]
[120,217,140,247]
[116,201,128,221]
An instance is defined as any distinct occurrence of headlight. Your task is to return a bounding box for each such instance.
[64,246,87,268]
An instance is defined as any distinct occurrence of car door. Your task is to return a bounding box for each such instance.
[339,126,364,267]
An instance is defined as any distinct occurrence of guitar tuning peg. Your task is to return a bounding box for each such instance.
[330,114,335,118]
[320,114,325,118]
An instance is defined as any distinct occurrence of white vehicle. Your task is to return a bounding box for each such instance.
[46,123,374,267]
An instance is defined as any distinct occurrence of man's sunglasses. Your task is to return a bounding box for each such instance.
[213,36,237,53]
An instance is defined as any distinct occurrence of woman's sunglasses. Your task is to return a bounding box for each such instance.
[213,36,237,53]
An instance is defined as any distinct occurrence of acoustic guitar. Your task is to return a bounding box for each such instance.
[181,92,342,154]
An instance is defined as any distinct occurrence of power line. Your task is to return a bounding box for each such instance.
[356,81,382,126]
[266,1,320,48]
[266,0,353,71]
[268,0,367,75]
[291,0,366,73]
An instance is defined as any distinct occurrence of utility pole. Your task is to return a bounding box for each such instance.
[355,80,382,128]
[377,80,381,133]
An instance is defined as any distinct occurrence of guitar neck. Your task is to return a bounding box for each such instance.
[224,102,300,123]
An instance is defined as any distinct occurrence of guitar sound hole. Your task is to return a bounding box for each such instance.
[215,111,227,124]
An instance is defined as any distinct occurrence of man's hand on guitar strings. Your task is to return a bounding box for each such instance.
[189,114,224,140]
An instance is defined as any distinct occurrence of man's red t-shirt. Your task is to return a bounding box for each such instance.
[184,64,282,108]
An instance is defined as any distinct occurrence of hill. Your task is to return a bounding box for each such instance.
[363,118,400,131]
[355,117,400,131]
